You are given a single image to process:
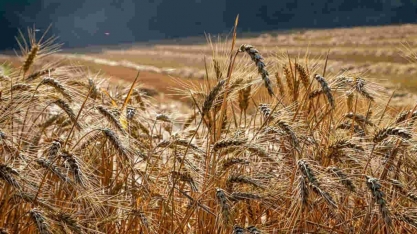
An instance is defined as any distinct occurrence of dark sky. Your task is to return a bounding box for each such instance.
[1,0,417,51]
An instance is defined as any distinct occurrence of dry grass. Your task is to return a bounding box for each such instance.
[1,25,417,234]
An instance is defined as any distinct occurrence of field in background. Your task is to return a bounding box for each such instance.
[1,24,417,105]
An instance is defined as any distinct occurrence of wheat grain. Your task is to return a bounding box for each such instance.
[276,119,299,150]
[201,79,225,116]
[373,127,412,143]
[39,78,72,101]
[397,213,417,229]
[345,112,374,126]
[283,65,294,92]
[328,167,356,192]
[156,113,171,123]
[132,88,146,110]
[298,160,319,187]
[259,104,275,122]
[216,188,232,225]
[275,72,285,95]
[38,114,60,129]
[97,105,127,135]
[102,128,128,157]
[308,89,324,99]
[337,121,365,136]
[56,212,83,234]
[213,139,246,152]
[226,175,264,191]
[314,74,334,109]
[247,226,261,234]
[22,45,39,76]
[213,58,222,80]
[222,157,249,170]
[298,176,309,208]
[54,99,81,130]
[366,176,392,227]
[230,192,262,201]
[0,74,10,81]
[328,139,364,159]
[131,209,150,230]
[239,44,274,96]
[0,164,20,188]
[171,171,198,192]
[233,225,245,234]
[61,151,84,187]
[238,85,251,112]
[246,145,275,163]
[10,83,32,92]
[309,183,338,208]
[12,192,56,212]
[126,106,136,120]
[26,68,56,81]
[30,208,51,234]
[47,140,61,161]
[35,159,72,184]
[295,63,309,89]
[213,78,244,113]
[396,110,417,124]
[354,77,374,101]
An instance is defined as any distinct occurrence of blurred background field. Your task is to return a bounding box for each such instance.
[2,1,417,107]
[2,23,417,107]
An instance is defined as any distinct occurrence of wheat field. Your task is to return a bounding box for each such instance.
[1,23,417,233]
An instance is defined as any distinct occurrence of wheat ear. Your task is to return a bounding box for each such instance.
[239,44,274,96]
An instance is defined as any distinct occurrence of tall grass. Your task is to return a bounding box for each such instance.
[0,27,417,234]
